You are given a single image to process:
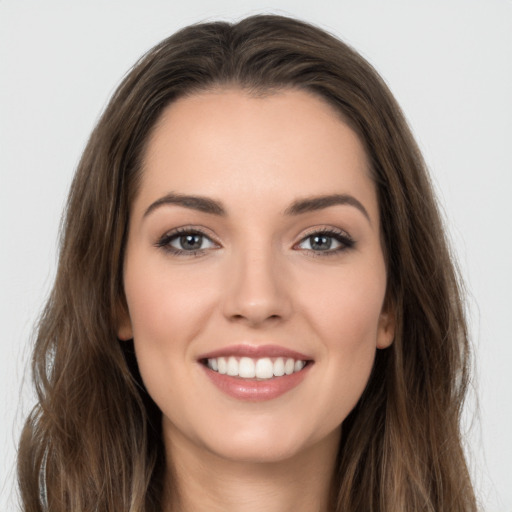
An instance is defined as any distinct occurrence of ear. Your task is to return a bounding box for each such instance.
[116,301,133,341]
[376,300,395,349]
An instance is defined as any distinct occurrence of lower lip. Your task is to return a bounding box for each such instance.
[201,363,312,401]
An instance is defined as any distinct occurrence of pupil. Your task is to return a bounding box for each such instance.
[180,234,202,250]
[311,235,331,250]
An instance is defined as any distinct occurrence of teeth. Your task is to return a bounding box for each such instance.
[239,357,256,378]
[255,358,273,379]
[273,358,285,377]
[206,356,307,379]
[217,357,227,374]
[294,360,305,372]
[227,356,238,376]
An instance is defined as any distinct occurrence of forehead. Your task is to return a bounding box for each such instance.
[135,88,377,221]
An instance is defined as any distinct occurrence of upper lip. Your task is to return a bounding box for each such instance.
[197,344,312,361]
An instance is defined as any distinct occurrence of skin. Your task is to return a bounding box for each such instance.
[118,88,394,511]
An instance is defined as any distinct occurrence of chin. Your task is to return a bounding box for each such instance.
[197,420,339,465]
[213,440,301,464]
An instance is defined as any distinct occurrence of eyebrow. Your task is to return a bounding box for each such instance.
[283,194,370,222]
[144,193,226,217]
[144,192,370,223]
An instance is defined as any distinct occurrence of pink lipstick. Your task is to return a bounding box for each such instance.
[198,344,313,401]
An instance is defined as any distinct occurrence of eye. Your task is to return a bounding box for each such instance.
[296,228,354,255]
[156,228,219,255]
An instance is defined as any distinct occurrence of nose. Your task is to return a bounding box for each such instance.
[222,246,293,327]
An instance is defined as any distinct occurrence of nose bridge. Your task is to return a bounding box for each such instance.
[222,234,292,325]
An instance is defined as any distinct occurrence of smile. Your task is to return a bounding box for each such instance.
[198,345,314,401]
[205,356,307,380]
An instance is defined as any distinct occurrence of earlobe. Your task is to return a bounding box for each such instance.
[117,321,133,341]
[116,304,133,341]
[376,308,395,349]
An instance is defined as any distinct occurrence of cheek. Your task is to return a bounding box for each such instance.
[313,279,383,379]
[297,260,387,346]
[124,255,218,344]
[123,260,220,416]
[123,258,232,403]
[295,263,386,418]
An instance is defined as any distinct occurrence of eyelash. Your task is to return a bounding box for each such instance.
[155,227,218,257]
[296,227,355,257]
[155,226,355,257]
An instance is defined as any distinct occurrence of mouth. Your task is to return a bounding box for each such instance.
[197,345,314,401]
[200,356,311,380]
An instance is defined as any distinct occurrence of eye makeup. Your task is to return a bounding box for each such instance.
[155,225,355,258]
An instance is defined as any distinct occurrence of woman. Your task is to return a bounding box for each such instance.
[17,14,477,511]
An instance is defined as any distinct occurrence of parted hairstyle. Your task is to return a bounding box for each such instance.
[18,14,477,512]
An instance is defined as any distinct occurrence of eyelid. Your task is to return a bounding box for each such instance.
[293,226,355,254]
[155,225,221,255]
[155,224,355,257]
[298,225,353,240]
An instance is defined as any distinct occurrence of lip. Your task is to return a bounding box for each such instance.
[201,363,312,401]
[197,344,312,361]
[197,344,314,402]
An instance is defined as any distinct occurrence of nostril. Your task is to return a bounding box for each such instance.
[229,313,282,326]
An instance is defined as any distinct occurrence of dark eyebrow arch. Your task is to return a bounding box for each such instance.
[144,192,370,224]
[144,193,226,218]
[283,194,371,223]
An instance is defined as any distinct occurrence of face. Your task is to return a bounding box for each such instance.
[119,88,394,464]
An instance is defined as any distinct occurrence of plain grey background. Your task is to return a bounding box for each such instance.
[1,1,511,510]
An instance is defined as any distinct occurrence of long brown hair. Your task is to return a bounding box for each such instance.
[18,15,477,511]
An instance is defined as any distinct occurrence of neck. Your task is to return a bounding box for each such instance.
[162,427,340,512]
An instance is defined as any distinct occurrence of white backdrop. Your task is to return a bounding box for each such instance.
[1,1,511,510]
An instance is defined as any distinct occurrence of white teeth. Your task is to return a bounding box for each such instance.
[227,356,238,376]
[239,357,256,378]
[294,360,305,372]
[217,357,227,374]
[273,357,285,377]
[255,358,274,379]
[206,356,307,379]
